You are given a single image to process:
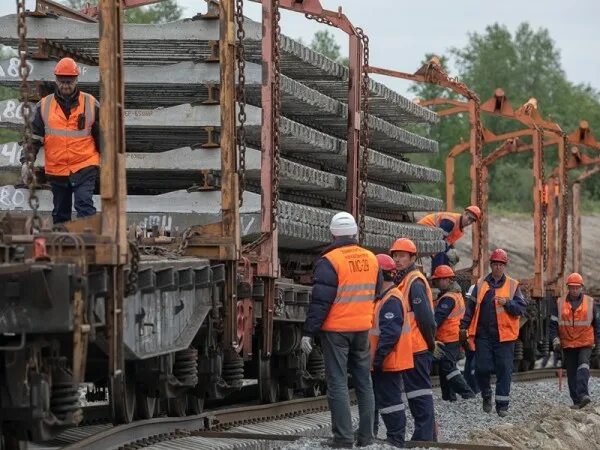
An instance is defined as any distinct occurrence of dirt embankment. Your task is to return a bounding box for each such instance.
[448,214,600,291]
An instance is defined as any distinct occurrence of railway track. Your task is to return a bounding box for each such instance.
[26,367,592,450]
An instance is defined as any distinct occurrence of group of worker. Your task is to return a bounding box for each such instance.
[302,208,598,448]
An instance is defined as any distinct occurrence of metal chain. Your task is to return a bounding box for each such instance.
[537,126,548,268]
[304,13,335,28]
[559,135,569,277]
[235,0,247,207]
[174,226,197,256]
[356,28,369,245]
[271,0,281,231]
[17,0,41,233]
[124,241,140,297]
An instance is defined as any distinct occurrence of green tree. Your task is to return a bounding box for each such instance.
[62,0,182,23]
[410,23,600,211]
[309,30,348,66]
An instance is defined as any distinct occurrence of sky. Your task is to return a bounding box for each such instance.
[1,0,599,98]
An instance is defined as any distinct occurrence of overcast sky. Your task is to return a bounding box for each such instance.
[1,1,598,98]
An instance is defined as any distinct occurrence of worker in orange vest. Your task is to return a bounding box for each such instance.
[430,265,475,402]
[418,206,481,271]
[391,238,437,442]
[459,249,527,417]
[301,212,379,448]
[21,57,100,224]
[549,273,600,409]
[370,254,413,447]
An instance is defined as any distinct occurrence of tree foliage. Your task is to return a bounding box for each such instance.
[410,23,600,211]
[310,30,348,66]
[62,0,182,23]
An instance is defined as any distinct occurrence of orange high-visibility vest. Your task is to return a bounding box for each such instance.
[321,245,378,332]
[369,286,414,371]
[435,291,465,344]
[40,92,100,176]
[418,212,463,245]
[397,269,434,353]
[557,295,595,348]
[468,275,519,349]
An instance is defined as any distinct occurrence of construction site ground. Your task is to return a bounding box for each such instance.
[448,213,600,290]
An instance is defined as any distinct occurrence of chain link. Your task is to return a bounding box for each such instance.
[559,135,568,278]
[17,0,41,233]
[271,0,281,231]
[304,13,335,27]
[235,0,247,207]
[536,126,548,268]
[355,28,370,245]
[124,241,140,297]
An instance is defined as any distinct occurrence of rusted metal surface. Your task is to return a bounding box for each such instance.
[35,0,98,23]
[79,0,163,19]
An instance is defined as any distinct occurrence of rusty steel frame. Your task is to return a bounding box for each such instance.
[368,58,484,280]
[80,0,163,19]
[572,165,600,274]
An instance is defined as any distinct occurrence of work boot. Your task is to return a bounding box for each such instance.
[570,403,580,410]
[482,397,492,413]
[323,439,353,449]
[579,395,592,408]
[497,409,509,418]
[461,391,476,400]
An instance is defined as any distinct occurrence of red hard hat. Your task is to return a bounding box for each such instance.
[566,272,584,286]
[465,205,481,221]
[490,248,508,264]
[431,264,455,279]
[376,254,396,272]
[54,57,80,76]
[390,238,417,254]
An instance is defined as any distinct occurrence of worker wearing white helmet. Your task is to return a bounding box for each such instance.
[301,211,380,447]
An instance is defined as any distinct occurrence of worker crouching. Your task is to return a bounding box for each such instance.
[301,212,378,448]
[392,238,437,442]
[431,265,475,401]
[370,254,413,447]
[549,273,599,409]
[459,249,527,417]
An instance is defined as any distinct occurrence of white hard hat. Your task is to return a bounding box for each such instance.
[329,212,358,237]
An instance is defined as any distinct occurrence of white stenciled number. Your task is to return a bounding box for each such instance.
[1,143,20,165]
[0,186,26,209]
[1,101,23,121]
[6,57,32,78]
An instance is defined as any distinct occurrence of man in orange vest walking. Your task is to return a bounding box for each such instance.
[549,273,599,409]
[21,57,100,224]
[391,238,437,442]
[431,265,475,401]
[301,212,379,448]
[418,206,481,271]
[459,249,527,417]
[370,254,413,447]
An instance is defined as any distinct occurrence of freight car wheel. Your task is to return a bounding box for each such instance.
[135,387,156,420]
[167,394,188,417]
[110,371,135,424]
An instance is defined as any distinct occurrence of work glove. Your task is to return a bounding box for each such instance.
[552,337,561,352]
[459,328,469,345]
[495,296,508,307]
[432,341,445,360]
[21,163,33,185]
[300,336,313,354]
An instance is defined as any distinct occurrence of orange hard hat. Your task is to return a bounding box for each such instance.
[566,272,584,286]
[490,248,508,264]
[465,205,481,221]
[431,265,455,279]
[390,238,417,255]
[54,57,80,77]
[376,254,396,272]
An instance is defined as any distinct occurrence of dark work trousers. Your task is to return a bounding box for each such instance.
[475,337,515,412]
[50,166,98,224]
[438,342,474,400]
[463,348,480,394]
[402,352,436,442]
[372,370,406,447]
[563,347,592,405]
[321,331,375,447]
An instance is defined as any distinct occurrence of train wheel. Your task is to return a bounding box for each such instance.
[135,386,156,420]
[110,370,135,424]
[167,394,188,417]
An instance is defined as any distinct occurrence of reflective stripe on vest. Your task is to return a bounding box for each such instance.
[435,291,465,343]
[557,295,594,348]
[40,92,99,176]
[369,286,414,372]
[321,245,378,332]
[468,275,520,347]
[397,269,434,353]
[418,212,464,245]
